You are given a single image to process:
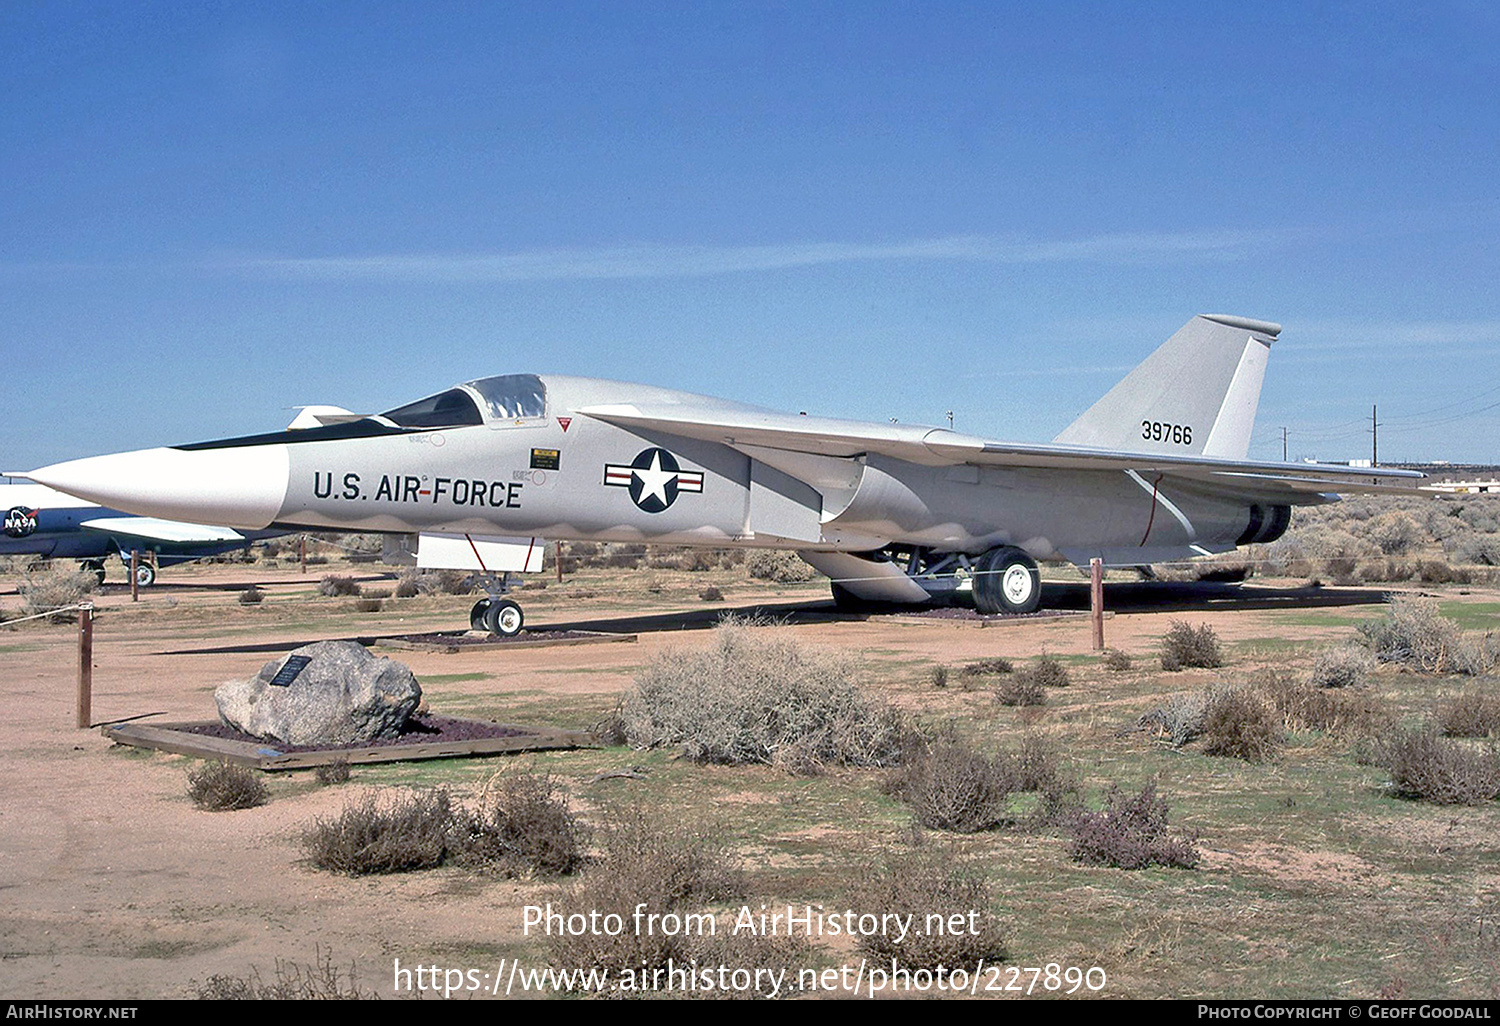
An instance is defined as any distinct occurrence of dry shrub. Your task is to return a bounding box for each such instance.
[995,675,1046,706]
[304,790,452,874]
[744,550,818,583]
[1418,560,1472,585]
[1068,782,1199,870]
[303,779,583,876]
[188,761,268,811]
[1102,648,1133,671]
[1369,511,1426,555]
[960,657,1013,677]
[928,665,949,689]
[195,948,367,1000]
[1372,726,1500,805]
[888,732,1073,833]
[1358,597,1495,675]
[353,597,383,613]
[1139,689,1214,747]
[887,732,1014,833]
[1439,692,1500,738]
[1014,653,1070,689]
[1257,671,1389,740]
[698,585,724,602]
[1447,533,1500,567]
[545,808,808,993]
[17,562,97,618]
[1160,621,1223,671]
[853,846,1008,969]
[393,573,421,598]
[318,575,360,597]
[237,585,265,605]
[459,772,586,876]
[1307,644,1376,689]
[1201,688,1281,761]
[620,621,910,769]
[314,759,351,785]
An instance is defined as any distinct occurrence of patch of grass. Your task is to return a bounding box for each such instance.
[187,761,268,811]
[1160,621,1223,671]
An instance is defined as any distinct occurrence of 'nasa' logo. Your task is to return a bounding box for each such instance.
[603,448,704,513]
[4,507,39,538]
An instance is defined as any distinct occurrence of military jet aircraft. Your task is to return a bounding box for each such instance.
[0,481,278,586]
[19,315,1422,634]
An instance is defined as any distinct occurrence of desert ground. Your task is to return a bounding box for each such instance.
[1,517,1498,1000]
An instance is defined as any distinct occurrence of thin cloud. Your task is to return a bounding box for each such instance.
[233,227,1296,283]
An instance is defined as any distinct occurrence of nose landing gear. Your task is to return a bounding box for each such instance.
[469,596,525,637]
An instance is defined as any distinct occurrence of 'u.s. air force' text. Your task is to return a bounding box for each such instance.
[312,472,522,508]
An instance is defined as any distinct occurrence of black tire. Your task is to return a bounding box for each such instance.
[483,599,524,637]
[469,598,491,632]
[134,562,156,588]
[973,546,1041,615]
[83,561,106,586]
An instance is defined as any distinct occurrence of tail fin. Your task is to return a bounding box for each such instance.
[1052,314,1279,460]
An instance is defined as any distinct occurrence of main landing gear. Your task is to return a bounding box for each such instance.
[971,545,1041,615]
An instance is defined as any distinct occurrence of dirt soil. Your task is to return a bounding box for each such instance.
[0,562,1458,999]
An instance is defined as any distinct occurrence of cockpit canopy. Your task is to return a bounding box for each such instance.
[379,374,547,429]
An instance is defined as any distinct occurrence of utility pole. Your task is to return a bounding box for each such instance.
[1372,404,1379,467]
[1282,426,1288,462]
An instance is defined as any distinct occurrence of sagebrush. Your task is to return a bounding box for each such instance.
[620,621,911,769]
[187,761,268,811]
[1068,782,1200,869]
[1160,621,1223,671]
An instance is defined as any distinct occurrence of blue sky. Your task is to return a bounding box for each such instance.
[4,1,1499,469]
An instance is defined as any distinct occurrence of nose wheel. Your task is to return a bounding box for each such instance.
[469,597,525,637]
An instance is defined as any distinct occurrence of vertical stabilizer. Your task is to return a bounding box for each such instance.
[1052,314,1279,460]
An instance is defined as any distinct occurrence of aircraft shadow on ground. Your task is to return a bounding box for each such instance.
[157,581,1396,655]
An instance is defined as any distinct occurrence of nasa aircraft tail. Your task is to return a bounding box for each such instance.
[1052,314,1280,461]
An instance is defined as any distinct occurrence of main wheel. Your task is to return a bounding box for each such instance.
[483,599,524,637]
[83,560,106,586]
[134,561,156,587]
[973,546,1041,615]
[469,598,492,631]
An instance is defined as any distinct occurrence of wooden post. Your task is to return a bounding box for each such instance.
[77,603,93,728]
[555,541,564,584]
[300,534,308,574]
[129,549,139,602]
[1090,557,1105,651]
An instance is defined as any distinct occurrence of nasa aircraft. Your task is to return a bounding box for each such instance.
[19,315,1422,634]
[1,481,278,586]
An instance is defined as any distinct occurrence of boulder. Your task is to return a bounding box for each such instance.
[215,640,421,746]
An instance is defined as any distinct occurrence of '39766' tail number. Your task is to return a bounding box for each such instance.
[1142,420,1192,445]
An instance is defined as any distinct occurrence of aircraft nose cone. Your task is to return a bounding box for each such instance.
[27,445,290,529]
